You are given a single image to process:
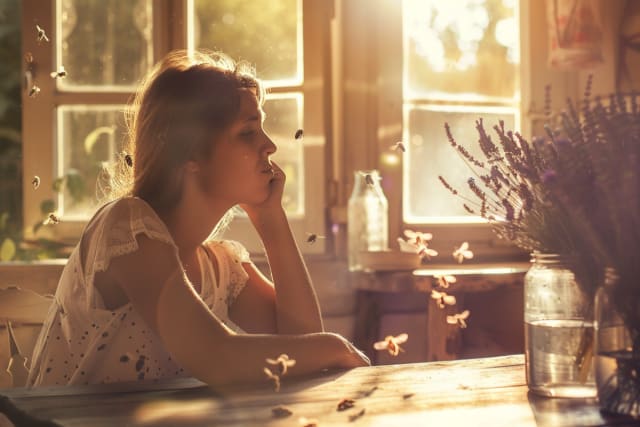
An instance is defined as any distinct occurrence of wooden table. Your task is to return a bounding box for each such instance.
[1,354,633,426]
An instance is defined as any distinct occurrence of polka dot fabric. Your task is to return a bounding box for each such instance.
[26,197,251,387]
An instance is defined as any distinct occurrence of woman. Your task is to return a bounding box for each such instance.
[27,50,369,389]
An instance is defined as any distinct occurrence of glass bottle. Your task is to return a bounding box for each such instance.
[594,269,640,418]
[524,253,596,398]
[347,170,388,271]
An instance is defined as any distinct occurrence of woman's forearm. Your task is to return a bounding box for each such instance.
[252,211,324,334]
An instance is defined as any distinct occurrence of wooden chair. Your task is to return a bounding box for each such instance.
[0,286,53,388]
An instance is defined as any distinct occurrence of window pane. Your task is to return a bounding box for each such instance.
[57,0,153,88]
[404,0,518,98]
[404,107,515,222]
[57,106,127,218]
[193,0,300,82]
[263,95,304,217]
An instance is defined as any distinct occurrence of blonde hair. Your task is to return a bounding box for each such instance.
[100,50,264,235]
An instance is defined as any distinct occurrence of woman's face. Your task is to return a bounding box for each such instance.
[196,88,277,206]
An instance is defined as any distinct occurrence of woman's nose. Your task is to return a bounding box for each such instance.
[264,134,277,155]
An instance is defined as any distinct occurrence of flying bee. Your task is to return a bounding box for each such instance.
[336,398,355,411]
[265,354,296,376]
[447,310,471,328]
[43,212,60,225]
[50,66,67,79]
[417,245,438,259]
[31,175,41,190]
[28,85,41,98]
[434,274,457,289]
[294,128,304,140]
[373,333,408,356]
[305,232,325,244]
[124,153,133,167]
[431,290,456,308]
[36,24,50,43]
[403,229,433,245]
[453,241,474,263]
[391,141,406,152]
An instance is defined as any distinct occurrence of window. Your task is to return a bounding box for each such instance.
[402,0,519,223]
[21,0,332,254]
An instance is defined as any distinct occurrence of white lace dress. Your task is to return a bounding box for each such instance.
[26,197,251,387]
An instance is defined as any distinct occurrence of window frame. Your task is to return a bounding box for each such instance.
[337,0,580,263]
[21,0,334,255]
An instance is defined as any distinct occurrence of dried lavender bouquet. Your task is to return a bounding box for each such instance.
[439,87,602,298]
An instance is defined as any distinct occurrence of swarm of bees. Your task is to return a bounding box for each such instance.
[373,333,408,356]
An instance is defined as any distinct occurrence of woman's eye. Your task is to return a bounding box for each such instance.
[240,129,257,139]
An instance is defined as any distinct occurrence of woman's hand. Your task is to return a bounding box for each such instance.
[327,333,371,368]
[240,161,286,227]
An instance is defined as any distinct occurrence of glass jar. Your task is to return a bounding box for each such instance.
[347,170,388,271]
[524,253,596,397]
[594,269,640,418]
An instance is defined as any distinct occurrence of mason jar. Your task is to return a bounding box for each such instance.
[524,252,596,397]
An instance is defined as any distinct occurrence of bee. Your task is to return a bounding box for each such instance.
[336,398,355,411]
[417,245,438,260]
[431,290,456,308]
[36,24,50,43]
[434,274,457,289]
[50,66,67,79]
[364,173,374,186]
[28,85,41,98]
[391,141,406,152]
[447,310,471,328]
[265,353,296,376]
[294,129,304,140]
[373,333,408,356]
[306,232,325,244]
[24,52,34,64]
[43,212,60,225]
[453,241,474,263]
[403,229,433,245]
[124,153,133,167]
[32,175,41,190]
[402,393,415,399]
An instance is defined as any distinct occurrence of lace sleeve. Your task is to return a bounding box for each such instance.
[90,197,176,282]
[210,240,251,308]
